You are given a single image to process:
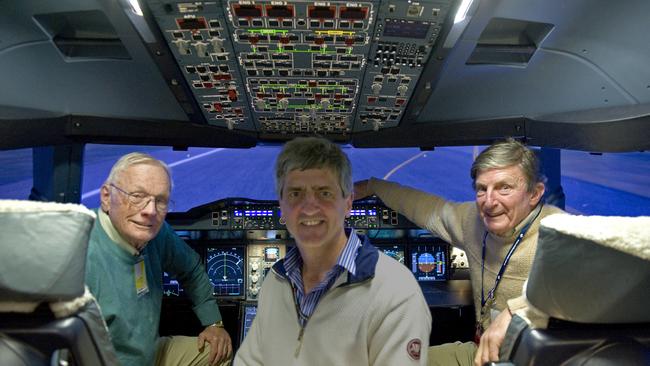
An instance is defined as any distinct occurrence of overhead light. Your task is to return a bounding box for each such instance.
[128,0,144,16]
[454,0,474,23]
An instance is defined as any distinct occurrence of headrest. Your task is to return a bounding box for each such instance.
[526,214,650,324]
[0,200,96,304]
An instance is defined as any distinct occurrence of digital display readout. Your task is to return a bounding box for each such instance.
[383,20,430,39]
[233,209,274,217]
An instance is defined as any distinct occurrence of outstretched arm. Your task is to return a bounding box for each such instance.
[353,179,373,199]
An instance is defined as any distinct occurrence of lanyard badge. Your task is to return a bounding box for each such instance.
[134,255,149,297]
[476,204,544,343]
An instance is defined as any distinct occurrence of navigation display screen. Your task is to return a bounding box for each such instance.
[162,271,184,297]
[240,303,257,343]
[377,244,406,265]
[206,246,246,297]
[410,242,448,281]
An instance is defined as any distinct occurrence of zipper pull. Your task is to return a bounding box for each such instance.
[294,327,305,357]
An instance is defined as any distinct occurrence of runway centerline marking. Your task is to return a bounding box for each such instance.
[383,152,427,180]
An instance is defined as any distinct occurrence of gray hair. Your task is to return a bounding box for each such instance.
[275,137,352,198]
[471,138,542,192]
[105,152,172,188]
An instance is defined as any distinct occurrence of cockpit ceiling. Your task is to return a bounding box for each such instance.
[1,0,649,151]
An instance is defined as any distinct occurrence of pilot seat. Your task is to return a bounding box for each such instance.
[0,200,119,365]
[492,214,650,365]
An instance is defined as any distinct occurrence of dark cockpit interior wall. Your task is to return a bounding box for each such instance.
[1,0,649,152]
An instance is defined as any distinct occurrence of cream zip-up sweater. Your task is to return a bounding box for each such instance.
[235,235,431,366]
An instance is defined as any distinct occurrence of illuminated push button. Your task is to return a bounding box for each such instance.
[228,88,238,101]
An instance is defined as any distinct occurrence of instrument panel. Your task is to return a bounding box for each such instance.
[246,243,287,299]
[145,0,453,137]
[168,196,415,230]
[165,197,463,305]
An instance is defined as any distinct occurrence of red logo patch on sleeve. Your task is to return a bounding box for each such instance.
[407,339,422,360]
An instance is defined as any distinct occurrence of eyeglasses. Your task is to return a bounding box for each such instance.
[109,184,173,213]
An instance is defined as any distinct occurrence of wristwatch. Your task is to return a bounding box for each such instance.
[211,320,225,328]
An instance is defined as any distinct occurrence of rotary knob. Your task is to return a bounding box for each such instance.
[172,39,191,55]
[255,98,265,110]
[320,98,330,110]
[210,37,224,52]
[371,83,382,95]
[194,42,209,57]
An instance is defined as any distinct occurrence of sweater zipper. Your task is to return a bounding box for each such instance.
[280,266,373,358]
[290,285,310,358]
[294,326,305,357]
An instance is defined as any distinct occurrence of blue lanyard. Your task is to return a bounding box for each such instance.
[481,204,543,308]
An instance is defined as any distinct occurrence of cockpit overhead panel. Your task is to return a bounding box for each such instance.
[145,0,453,138]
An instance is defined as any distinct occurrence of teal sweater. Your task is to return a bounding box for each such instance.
[85,210,221,366]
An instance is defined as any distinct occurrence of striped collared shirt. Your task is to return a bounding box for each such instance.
[284,232,361,327]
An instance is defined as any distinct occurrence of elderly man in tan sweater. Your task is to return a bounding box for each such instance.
[354,138,564,366]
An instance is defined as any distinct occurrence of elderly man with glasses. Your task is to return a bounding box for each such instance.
[85,152,232,366]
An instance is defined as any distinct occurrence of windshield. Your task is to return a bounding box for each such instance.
[1,145,649,216]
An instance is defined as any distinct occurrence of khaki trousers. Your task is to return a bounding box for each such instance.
[155,336,231,366]
[427,341,477,366]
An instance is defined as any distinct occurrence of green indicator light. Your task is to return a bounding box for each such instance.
[250,29,288,35]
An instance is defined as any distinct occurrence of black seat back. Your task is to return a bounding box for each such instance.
[0,200,119,366]
[503,214,650,365]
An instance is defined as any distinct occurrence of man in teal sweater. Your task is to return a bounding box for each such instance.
[85,152,232,366]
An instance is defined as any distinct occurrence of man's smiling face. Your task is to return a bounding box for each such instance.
[278,168,352,251]
[100,163,170,250]
[475,165,544,236]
